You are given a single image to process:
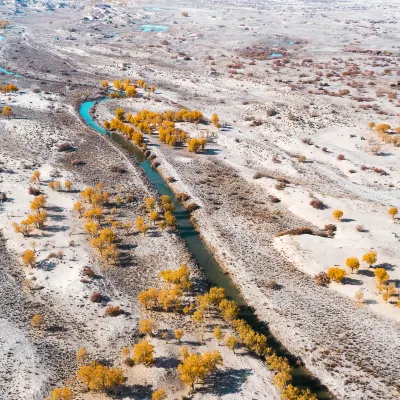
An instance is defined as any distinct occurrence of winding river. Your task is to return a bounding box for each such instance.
[79,98,330,399]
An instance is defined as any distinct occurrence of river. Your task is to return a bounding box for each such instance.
[79,98,330,399]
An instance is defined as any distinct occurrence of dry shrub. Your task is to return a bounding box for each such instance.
[166,177,175,183]
[90,292,103,303]
[276,227,313,237]
[275,182,286,190]
[28,186,41,196]
[186,203,199,213]
[58,142,74,152]
[111,165,126,174]
[253,171,265,179]
[265,280,279,290]
[105,305,121,316]
[314,272,331,286]
[177,193,190,202]
[82,267,95,278]
[337,154,345,160]
[310,199,325,210]
[269,196,281,203]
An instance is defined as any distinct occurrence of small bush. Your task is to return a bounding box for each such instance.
[322,147,328,152]
[265,280,279,290]
[90,292,103,303]
[186,203,199,213]
[58,142,74,152]
[269,196,281,203]
[314,272,331,286]
[337,154,345,160]
[82,267,95,278]
[266,109,277,117]
[310,199,325,209]
[28,186,41,196]
[166,177,176,183]
[177,193,190,202]
[276,227,313,237]
[253,171,264,179]
[111,165,127,174]
[105,305,121,316]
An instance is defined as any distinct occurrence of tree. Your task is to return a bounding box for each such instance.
[333,210,343,221]
[213,326,223,344]
[83,207,104,223]
[177,351,223,392]
[2,106,13,119]
[136,216,149,235]
[327,267,346,283]
[31,314,44,329]
[362,251,377,267]
[164,211,176,228]
[133,340,154,366]
[31,170,41,182]
[175,328,184,343]
[30,194,46,212]
[138,288,159,309]
[102,80,108,88]
[282,384,317,400]
[103,244,119,265]
[218,299,239,321]
[368,122,375,130]
[211,113,220,128]
[152,389,166,400]
[64,180,73,191]
[345,257,360,273]
[159,264,191,291]
[374,268,389,284]
[115,108,125,121]
[225,335,238,353]
[12,221,32,236]
[48,181,61,191]
[139,319,157,337]
[47,387,74,400]
[388,207,398,219]
[149,210,159,224]
[76,347,88,365]
[77,362,124,391]
[145,197,156,211]
[22,249,36,267]
[84,221,100,237]
[188,138,201,153]
[73,201,85,217]
[354,289,364,305]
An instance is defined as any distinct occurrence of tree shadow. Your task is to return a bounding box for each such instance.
[375,263,395,271]
[342,277,363,285]
[201,148,221,156]
[45,224,69,233]
[358,269,374,277]
[47,205,64,213]
[341,218,356,223]
[38,259,57,271]
[155,356,181,369]
[48,213,67,222]
[115,384,153,399]
[364,299,378,305]
[199,368,252,396]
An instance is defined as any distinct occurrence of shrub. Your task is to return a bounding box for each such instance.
[388,207,398,219]
[58,142,73,152]
[253,171,264,179]
[105,305,121,316]
[270,196,281,203]
[276,227,313,237]
[110,165,126,173]
[298,155,307,163]
[266,109,277,116]
[82,267,95,278]
[324,224,337,236]
[337,154,345,160]
[31,314,45,329]
[327,267,346,283]
[89,292,103,303]
[314,272,330,286]
[310,199,325,209]
[176,193,190,202]
[186,203,199,213]
[28,186,41,196]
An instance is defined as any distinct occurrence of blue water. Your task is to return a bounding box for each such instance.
[143,7,164,11]
[0,36,4,41]
[270,53,282,58]
[140,24,168,33]
[288,41,294,45]
[0,67,22,77]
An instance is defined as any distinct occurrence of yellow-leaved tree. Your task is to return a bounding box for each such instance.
[77,361,124,391]
[47,386,74,400]
[133,341,154,366]
[327,267,346,283]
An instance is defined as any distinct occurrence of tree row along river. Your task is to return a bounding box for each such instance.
[79,97,330,399]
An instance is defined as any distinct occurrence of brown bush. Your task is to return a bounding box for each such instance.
[314,272,331,286]
[111,165,127,174]
[28,186,41,196]
[276,227,313,237]
[186,203,199,213]
[337,154,345,160]
[105,305,121,316]
[90,292,103,303]
[82,267,95,278]
[310,199,325,209]
[177,193,190,202]
[58,142,74,152]
[269,196,281,203]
